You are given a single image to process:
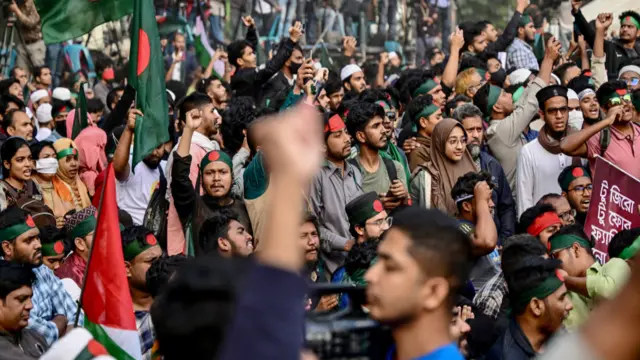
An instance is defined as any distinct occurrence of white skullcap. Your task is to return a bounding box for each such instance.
[341,64,363,81]
[509,69,532,86]
[166,89,176,102]
[550,73,561,85]
[388,51,399,59]
[30,89,49,104]
[36,103,53,124]
[52,87,71,101]
[567,88,578,101]
[618,65,640,78]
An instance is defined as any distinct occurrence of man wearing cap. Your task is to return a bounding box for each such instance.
[29,90,49,115]
[406,94,443,171]
[548,226,630,329]
[517,203,563,247]
[506,14,540,72]
[310,112,363,272]
[561,80,640,179]
[121,226,162,357]
[0,259,49,358]
[567,73,600,128]
[341,64,367,95]
[619,65,640,91]
[516,85,577,216]
[486,256,573,359]
[345,192,390,245]
[34,104,60,143]
[0,206,81,344]
[55,206,97,288]
[557,165,591,226]
[474,38,560,193]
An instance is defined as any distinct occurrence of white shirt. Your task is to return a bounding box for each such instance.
[171,60,182,81]
[35,127,52,142]
[116,159,166,225]
[516,138,573,217]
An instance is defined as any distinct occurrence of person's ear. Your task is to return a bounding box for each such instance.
[561,191,568,198]
[421,277,449,311]
[355,130,366,144]
[538,109,544,118]
[5,127,14,137]
[355,225,365,237]
[1,240,13,259]
[462,201,473,213]
[218,238,231,251]
[419,116,429,129]
[492,102,501,114]
[125,261,132,277]
[531,298,545,317]
[237,58,245,67]
[74,237,85,252]
[572,242,582,257]
[344,82,352,91]
[2,160,10,171]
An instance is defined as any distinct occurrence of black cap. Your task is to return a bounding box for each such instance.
[536,85,568,110]
[346,192,384,226]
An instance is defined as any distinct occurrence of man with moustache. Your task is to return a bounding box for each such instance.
[454,103,515,241]
[310,112,363,273]
[517,85,577,216]
[558,166,592,226]
[0,207,80,345]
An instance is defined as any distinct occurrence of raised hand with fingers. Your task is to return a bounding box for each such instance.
[185,108,203,131]
[289,21,303,43]
[450,27,464,52]
[242,15,255,28]
[126,109,143,131]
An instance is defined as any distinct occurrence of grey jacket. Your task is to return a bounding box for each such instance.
[485,77,546,195]
[0,328,48,360]
[309,160,363,272]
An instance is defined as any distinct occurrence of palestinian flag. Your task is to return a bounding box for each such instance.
[194,15,215,69]
[81,164,142,360]
[71,84,88,140]
[157,14,188,36]
[129,0,170,169]
[34,0,133,44]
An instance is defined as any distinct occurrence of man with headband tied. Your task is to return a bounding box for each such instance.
[55,206,97,288]
[0,206,81,345]
[517,203,562,247]
[548,226,630,329]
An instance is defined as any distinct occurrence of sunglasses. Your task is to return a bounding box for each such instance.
[386,111,396,120]
[608,93,632,107]
[623,77,640,87]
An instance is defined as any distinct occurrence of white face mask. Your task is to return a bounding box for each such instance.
[568,110,584,130]
[35,158,59,175]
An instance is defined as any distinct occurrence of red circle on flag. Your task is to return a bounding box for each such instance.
[485,72,491,81]
[54,241,64,255]
[25,216,35,228]
[555,269,565,281]
[616,89,627,96]
[208,151,220,161]
[572,167,584,178]
[87,340,108,356]
[373,200,383,212]
[146,233,158,246]
[137,29,151,76]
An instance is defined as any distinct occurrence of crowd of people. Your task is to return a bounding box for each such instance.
[1,0,640,359]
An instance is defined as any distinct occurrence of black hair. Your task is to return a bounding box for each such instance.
[196,76,228,95]
[517,203,557,234]
[106,86,124,111]
[398,69,436,104]
[0,78,20,96]
[0,260,35,299]
[553,62,579,84]
[1,137,30,179]
[391,207,472,306]
[151,254,251,360]
[596,80,627,108]
[86,98,104,114]
[566,74,595,94]
[227,39,252,67]
[33,66,50,80]
[165,80,187,105]
[406,94,435,128]
[549,224,592,251]
[473,83,492,117]
[501,234,548,275]
[0,94,24,115]
[30,141,54,161]
[445,94,472,117]
[459,55,488,73]
[345,101,385,142]
[324,73,343,96]
[609,228,640,259]
[619,11,640,26]
[463,23,485,53]
[303,212,320,235]
[221,96,256,155]
[0,206,28,254]
[2,109,26,133]
[177,92,212,123]
[451,171,493,212]
[146,255,188,298]
[198,208,239,255]
[359,88,392,105]
[121,225,154,261]
[9,67,23,78]
[39,225,69,255]
[50,99,72,118]
[344,238,380,277]
[505,256,563,315]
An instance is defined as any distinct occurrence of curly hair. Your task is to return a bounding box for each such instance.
[221,96,256,155]
[345,101,385,141]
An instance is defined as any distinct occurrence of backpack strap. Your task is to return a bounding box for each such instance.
[0,180,19,200]
[600,127,611,157]
[381,157,398,183]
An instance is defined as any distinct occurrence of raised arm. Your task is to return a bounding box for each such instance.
[112,109,141,182]
[171,109,202,221]
[560,106,620,157]
[491,0,527,52]
[441,28,464,90]
[472,181,498,256]
[255,22,303,84]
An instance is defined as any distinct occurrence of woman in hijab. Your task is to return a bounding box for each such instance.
[74,126,107,196]
[410,118,478,215]
[31,141,74,227]
[0,137,44,210]
[52,138,91,210]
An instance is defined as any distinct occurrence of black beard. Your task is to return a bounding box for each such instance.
[143,157,161,169]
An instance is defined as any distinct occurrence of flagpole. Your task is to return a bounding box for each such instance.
[73,164,111,327]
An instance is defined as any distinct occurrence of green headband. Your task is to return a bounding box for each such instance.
[57,147,78,160]
[513,272,564,309]
[619,236,640,260]
[413,79,439,98]
[622,16,640,29]
[0,216,36,241]
[512,86,525,104]
[519,15,533,28]
[601,89,630,107]
[376,100,391,111]
[559,167,589,192]
[200,150,233,173]
[485,85,502,115]
[69,216,96,240]
[123,233,158,262]
[42,240,65,257]
[414,104,441,121]
[348,198,384,225]
[548,234,591,253]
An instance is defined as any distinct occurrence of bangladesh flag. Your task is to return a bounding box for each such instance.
[34,0,133,44]
[129,0,170,169]
[71,84,89,140]
[82,164,142,360]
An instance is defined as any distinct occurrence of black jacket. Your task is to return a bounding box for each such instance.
[0,328,48,359]
[486,10,522,53]
[259,71,294,109]
[231,26,295,101]
[574,9,640,79]
[485,320,537,360]
[480,151,516,243]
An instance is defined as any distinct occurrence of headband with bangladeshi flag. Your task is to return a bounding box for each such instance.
[601,88,630,106]
[200,150,233,172]
[527,211,562,237]
[412,78,440,98]
[622,15,640,29]
[57,147,79,160]
[548,234,592,254]
[123,233,159,262]
[0,215,37,242]
[324,113,347,133]
[512,269,565,309]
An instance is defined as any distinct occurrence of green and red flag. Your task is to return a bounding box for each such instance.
[34,0,133,44]
[129,0,170,169]
[71,84,89,140]
[81,164,142,360]
[194,14,215,69]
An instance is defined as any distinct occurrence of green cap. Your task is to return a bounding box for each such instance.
[346,192,384,225]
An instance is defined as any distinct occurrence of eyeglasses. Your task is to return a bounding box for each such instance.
[366,217,393,228]
[558,209,577,223]
[568,184,593,193]
[608,93,632,107]
[623,77,640,87]
[447,137,468,146]
[545,106,569,115]
[386,111,396,120]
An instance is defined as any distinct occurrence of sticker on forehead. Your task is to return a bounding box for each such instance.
[146,233,158,246]
[572,167,584,178]
[208,151,220,161]
[373,199,383,212]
